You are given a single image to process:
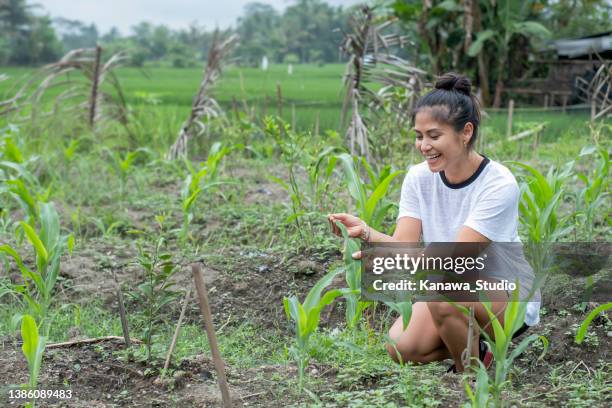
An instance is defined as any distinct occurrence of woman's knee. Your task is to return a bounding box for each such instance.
[427,301,462,324]
[384,332,427,364]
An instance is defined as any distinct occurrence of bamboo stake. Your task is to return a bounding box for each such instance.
[192,264,232,407]
[291,103,296,130]
[591,100,596,122]
[506,99,514,139]
[160,287,192,379]
[111,268,131,347]
[461,306,475,371]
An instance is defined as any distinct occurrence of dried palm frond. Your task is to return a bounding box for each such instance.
[339,5,425,162]
[573,54,612,120]
[167,31,239,160]
[0,45,129,130]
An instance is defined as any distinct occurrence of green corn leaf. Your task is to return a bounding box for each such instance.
[364,170,402,223]
[482,301,506,354]
[507,334,548,367]
[303,268,342,312]
[183,188,202,212]
[337,153,367,214]
[575,303,612,344]
[503,282,524,339]
[20,222,48,272]
[39,202,60,256]
[21,314,46,389]
[21,314,39,364]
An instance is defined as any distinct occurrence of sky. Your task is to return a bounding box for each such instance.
[35,0,364,35]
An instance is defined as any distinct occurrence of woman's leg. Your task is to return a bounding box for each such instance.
[385,302,451,364]
[427,298,507,372]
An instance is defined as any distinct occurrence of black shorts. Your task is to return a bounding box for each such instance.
[512,322,530,339]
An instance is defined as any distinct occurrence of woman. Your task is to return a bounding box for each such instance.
[328,73,540,373]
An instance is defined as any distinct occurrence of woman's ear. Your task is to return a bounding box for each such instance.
[462,122,474,145]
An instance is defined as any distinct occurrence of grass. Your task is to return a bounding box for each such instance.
[0,63,610,406]
[1,64,602,135]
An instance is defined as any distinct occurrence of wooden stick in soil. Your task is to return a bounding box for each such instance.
[192,263,232,408]
[111,267,131,347]
[160,287,192,379]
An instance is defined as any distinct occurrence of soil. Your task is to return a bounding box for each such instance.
[2,165,610,407]
[0,337,306,407]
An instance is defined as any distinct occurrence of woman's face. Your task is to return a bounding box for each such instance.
[414,108,470,173]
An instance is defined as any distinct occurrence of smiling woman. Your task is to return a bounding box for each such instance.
[328,72,540,373]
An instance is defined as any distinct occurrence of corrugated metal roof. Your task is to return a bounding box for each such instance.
[554,34,612,58]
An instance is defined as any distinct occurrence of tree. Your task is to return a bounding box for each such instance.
[0,0,61,64]
[235,2,282,65]
[54,18,99,51]
[467,0,550,107]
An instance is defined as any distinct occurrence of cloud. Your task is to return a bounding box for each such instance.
[36,0,361,35]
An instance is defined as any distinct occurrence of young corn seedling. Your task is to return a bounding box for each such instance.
[335,220,371,329]
[471,287,549,407]
[509,160,575,292]
[337,153,402,232]
[572,145,609,310]
[509,160,574,244]
[283,268,350,390]
[574,145,609,241]
[0,202,74,335]
[103,147,150,204]
[129,236,180,364]
[271,143,339,243]
[264,117,310,234]
[20,314,46,408]
[180,142,231,242]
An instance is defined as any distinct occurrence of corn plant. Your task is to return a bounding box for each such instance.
[335,220,372,329]
[509,161,575,244]
[267,117,340,241]
[574,145,609,241]
[283,268,350,390]
[20,314,46,408]
[1,134,47,226]
[0,202,74,335]
[180,142,232,242]
[103,147,150,203]
[468,288,548,407]
[128,237,180,363]
[337,153,402,232]
[264,117,308,232]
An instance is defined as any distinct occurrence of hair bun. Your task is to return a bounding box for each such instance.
[435,73,471,96]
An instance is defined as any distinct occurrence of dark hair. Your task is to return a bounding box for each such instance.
[411,72,481,147]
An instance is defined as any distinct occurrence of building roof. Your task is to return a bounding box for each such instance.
[551,31,612,59]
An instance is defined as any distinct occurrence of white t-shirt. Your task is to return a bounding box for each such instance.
[397,157,540,326]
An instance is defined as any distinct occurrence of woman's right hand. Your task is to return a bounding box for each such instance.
[327,213,364,238]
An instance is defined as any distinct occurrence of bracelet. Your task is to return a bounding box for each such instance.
[360,220,370,242]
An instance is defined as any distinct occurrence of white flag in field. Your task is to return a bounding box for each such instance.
[261,56,269,71]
